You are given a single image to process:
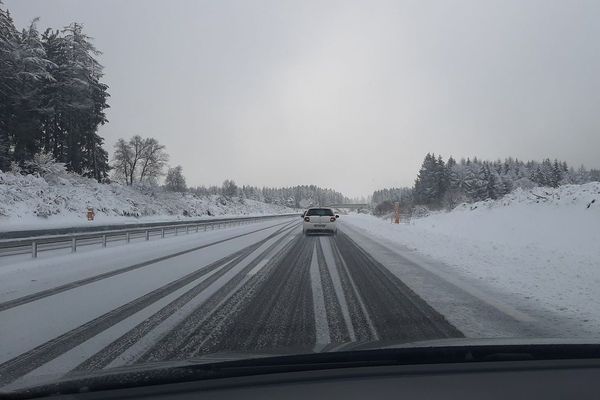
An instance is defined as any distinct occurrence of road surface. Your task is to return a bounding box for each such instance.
[0,216,522,389]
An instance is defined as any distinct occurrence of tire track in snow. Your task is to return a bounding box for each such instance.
[319,236,357,342]
[138,229,301,362]
[0,222,298,387]
[309,242,330,351]
[0,219,294,313]
[331,236,380,342]
[315,239,351,345]
[184,234,314,356]
[71,224,299,372]
[332,232,463,344]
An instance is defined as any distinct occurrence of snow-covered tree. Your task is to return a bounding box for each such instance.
[165,165,186,192]
[222,179,238,197]
[0,2,111,180]
[24,150,63,173]
[375,154,598,213]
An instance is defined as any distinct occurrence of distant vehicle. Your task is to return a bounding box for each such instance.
[302,207,339,235]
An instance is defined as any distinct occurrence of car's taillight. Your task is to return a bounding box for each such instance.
[304,217,310,222]
[330,217,336,222]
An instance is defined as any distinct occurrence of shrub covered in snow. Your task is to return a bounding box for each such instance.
[0,169,294,228]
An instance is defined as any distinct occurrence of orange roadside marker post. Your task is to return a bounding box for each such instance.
[394,202,400,224]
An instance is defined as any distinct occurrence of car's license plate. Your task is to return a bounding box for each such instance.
[314,224,326,227]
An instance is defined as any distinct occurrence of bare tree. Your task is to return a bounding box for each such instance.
[127,135,148,185]
[165,165,186,192]
[139,138,169,185]
[112,138,134,184]
[112,136,168,185]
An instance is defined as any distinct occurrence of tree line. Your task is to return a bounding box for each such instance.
[373,154,600,214]
[110,135,348,207]
[191,183,349,208]
[0,4,110,180]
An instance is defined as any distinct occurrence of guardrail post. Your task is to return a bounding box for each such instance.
[32,241,38,258]
[102,235,107,247]
[175,227,178,236]
[186,225,189,234]
[161,228,165,238]
[71,237,76,253]
[195,225,199,233]
[145,230,150,240]
[126,232,131,243]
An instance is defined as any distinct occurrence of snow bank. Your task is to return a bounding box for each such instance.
[0,171,294,231]
[345,182,600,332]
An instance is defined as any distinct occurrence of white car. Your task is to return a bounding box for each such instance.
[302,207,339,235]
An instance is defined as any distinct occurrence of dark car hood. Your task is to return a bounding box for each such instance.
[332,336,600,352]
[6,337,600,397]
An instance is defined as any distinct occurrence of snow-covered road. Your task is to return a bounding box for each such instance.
[0,215,587,390]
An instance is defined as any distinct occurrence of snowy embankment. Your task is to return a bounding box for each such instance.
[346,183,600,333]
[0,171,294,232]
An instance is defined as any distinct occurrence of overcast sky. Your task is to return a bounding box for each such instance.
[6,0,600,197]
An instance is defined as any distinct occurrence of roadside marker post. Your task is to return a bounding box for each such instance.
[394,202,401,224]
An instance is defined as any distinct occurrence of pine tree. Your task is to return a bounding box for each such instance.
[21,20,53,154]
[464,164,487,201]
[414,153,439,206]
[550,159,563,188]
[0,5,18,170]
[435,154,448,204]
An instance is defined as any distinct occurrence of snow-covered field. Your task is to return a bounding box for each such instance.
[0,171,294,232]
[346,183,600,333]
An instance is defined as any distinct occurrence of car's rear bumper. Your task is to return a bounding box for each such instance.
[303,223,337,234]
[304,229,336,235]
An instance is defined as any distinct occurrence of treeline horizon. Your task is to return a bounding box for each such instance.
[190,182,349,209]
[372,154,600,214]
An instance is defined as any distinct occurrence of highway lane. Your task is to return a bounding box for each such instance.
[0,218,462,389]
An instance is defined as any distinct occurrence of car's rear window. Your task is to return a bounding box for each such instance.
[306,208,334,216]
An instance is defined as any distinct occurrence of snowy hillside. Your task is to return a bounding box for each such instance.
[420,183,600,253]
[0,171,294,232]
[345,182,600,333]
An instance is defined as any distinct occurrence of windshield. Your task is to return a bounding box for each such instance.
[306,208,335,216]
[1,0,599,396]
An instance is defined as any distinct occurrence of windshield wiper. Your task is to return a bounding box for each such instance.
[6,343,600,399]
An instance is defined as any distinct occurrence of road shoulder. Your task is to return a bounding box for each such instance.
[340,221,585,338]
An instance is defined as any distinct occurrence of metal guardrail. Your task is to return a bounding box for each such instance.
[0,214,296,259]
